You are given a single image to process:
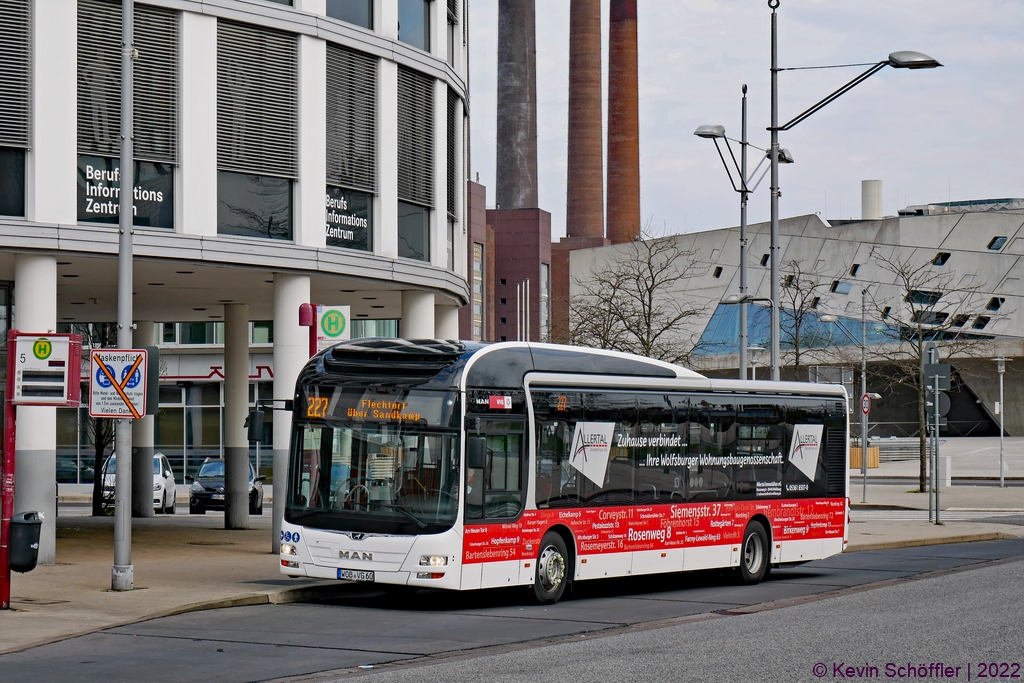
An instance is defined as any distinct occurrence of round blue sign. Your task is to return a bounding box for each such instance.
[121,364,142,389]
[95,364,114,388]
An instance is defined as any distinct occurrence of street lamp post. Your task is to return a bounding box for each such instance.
[766,0,941,381]
[993,357,1010,487]
[822,288,875,503]
[696,97,791,381]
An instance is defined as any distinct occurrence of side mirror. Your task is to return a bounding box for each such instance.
[257,475,267,482]
[246,409,265,442]
[467,437,487,470]
[185,475,192,482]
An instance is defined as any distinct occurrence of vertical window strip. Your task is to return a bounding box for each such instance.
[446,89,457,219]
[217,20,298,178]
[396,66,435,207]
[77,0,179,162]
[326,44,377,193]
[0,0,31,148]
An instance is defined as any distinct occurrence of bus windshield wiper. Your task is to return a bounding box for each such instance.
[384,504,427,529]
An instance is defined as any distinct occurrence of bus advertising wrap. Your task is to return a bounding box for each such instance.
[463,498,845,564]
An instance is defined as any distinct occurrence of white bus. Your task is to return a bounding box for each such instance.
[278,340,849,603]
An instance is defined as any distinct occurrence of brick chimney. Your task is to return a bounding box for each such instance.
[566,0,604,239]
[607,0,640,244]
[496,0,538,210]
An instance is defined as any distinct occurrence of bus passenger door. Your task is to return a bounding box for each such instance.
[466,420,525,589]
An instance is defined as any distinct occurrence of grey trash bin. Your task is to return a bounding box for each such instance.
[10,511,42,573]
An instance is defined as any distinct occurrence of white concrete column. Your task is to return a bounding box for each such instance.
[402,290,435,339]
[224,304,251,529]
[28,0,76,224]
[434,302,459,340]
[12,254,58,565]
[432,79,448,270]
[378,58,399,258]
[131,321,156,518]
[431,0,446,60]
[179,12,218,236]
[272,273,310,550]
[455,96,467,279]
[379,0,398,40]
[295,35,327,248]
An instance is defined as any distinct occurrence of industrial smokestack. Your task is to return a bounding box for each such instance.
[566,0,604,239]
[862,179,883,220]
[607,0,640,244]
[496,0,538,210]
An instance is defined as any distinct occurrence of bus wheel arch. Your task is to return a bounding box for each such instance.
[738,518,770,585]
[748,513,773,576]
[532,525,575,604]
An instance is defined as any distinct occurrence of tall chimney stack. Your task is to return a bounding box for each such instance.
[862,179,883,220]
[607,0,640,244]
[496,0,538,210]
[566,0,604,239]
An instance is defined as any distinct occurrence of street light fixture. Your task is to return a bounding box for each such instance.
[992,357,1011,487]
[747,346,765,381]
[821,287,872,503]
[696,94,793,381]
[767,0,940,383]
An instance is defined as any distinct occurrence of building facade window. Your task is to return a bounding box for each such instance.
[472,242,484,340]
[540,263,551,342]
[326,43,377,251]
[351,319,399,338]
[446,0,458,66]
[77,0,178,228]
[398,201,430,261]
[397,0,430,52]
[397,66,435,261]
[0,0,30,217]
[217,19,297,240]
[326,0,372,28]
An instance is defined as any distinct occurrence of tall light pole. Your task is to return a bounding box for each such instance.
[113,0,136,592]
[696,97,791,380]
[767,0,941,381]
[993,357,1010,487]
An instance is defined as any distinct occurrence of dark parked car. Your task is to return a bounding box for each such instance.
[188,459,264,515]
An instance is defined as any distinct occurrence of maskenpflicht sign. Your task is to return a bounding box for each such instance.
[89,349,148,418]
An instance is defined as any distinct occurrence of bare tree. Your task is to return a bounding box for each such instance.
[568,233,709,364]
[69,322,118,515]
[870,249,1002,492]
[778,259,839,379]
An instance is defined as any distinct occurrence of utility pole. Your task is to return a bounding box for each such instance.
[739,85,749,381]
[112,0,136,592]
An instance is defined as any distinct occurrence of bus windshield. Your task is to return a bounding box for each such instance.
[287,422,461,535]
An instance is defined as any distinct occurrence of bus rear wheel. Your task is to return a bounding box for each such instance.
[739,521,769,584]
[533,532,570,604]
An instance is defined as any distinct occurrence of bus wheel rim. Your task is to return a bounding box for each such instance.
[744,534,762,573]
[538,545,564,592]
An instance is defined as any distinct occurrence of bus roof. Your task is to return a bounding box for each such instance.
[304,339,701,391]
[302,340,848,401]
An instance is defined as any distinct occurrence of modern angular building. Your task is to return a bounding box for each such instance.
[569,189,1024,439]
[0,0,469,561]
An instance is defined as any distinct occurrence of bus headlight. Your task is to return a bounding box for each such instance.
[281,543,297,556]
[419,555,447,567]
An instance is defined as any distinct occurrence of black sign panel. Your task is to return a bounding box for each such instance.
[77,155,174,229]
[326,186,372,251]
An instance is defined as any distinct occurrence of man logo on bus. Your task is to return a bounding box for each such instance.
[788,424,824,481]
[569,422,615,487]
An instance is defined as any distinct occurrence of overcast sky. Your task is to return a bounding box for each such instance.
[467,0,1024,239]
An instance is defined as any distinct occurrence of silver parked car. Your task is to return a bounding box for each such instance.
[102,453,178,514]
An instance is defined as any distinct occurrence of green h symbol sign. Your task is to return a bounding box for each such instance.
[321,310,346,338]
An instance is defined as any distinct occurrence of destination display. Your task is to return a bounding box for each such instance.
[77,155,174,228]
[300,386,458,427]
[463,498,846,564]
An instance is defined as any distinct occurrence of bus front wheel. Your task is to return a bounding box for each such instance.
[739,521,769,584]
[533,532,570,604]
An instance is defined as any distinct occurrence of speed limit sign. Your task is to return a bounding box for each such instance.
[861,393,872,415]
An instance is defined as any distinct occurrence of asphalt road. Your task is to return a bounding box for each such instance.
[2,539,1023,683]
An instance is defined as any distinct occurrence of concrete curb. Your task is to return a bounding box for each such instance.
[1,582,351,656]
[846,531,1017,553]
